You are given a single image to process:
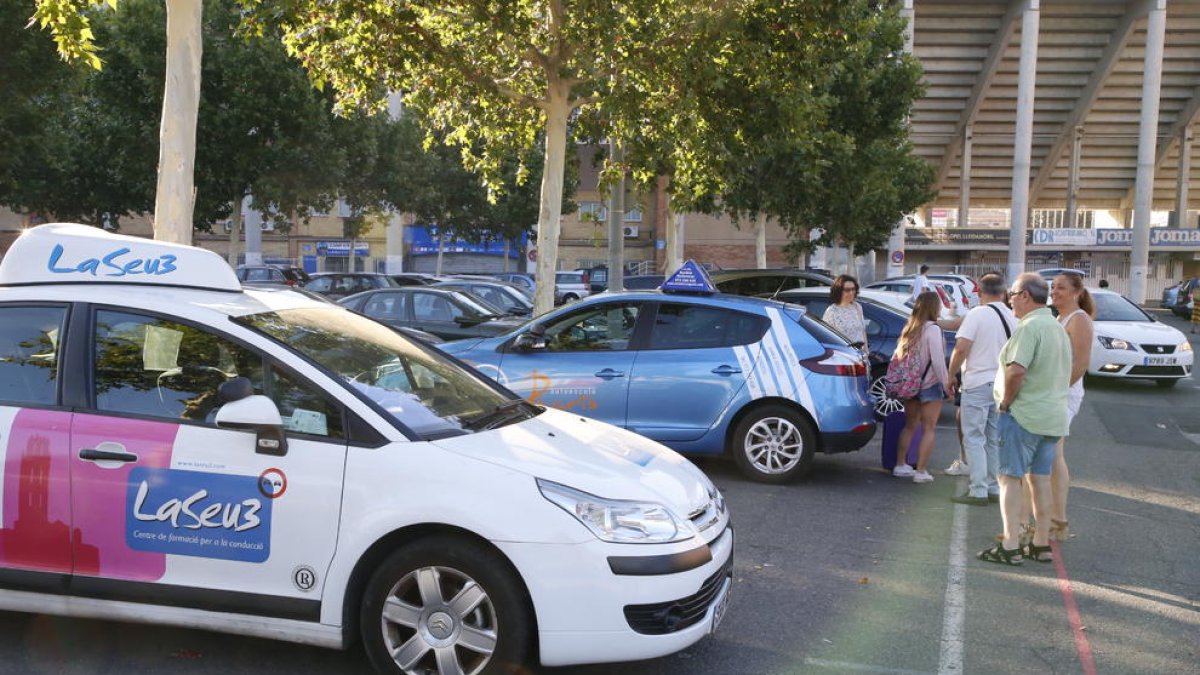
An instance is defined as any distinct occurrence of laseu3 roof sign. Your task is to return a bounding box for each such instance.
[0,223,241,292]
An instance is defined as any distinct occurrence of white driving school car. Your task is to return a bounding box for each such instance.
[1088,289,1193,387]
[0,224,733,674]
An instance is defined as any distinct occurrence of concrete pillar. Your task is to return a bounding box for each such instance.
[386,213,404,273]
[1178,127,1193,227]
[606,141,626,291]
[1066,126,1083,228]
[1130,0,1167,306]
[1007,1,1040,284]
[887,0,916,279]
[959,126,972,228]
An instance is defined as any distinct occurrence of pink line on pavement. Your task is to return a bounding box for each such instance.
[1051,541,1097,675]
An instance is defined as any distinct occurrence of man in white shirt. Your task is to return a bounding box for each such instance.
[946,272,1015,505]
[910,264,931,301]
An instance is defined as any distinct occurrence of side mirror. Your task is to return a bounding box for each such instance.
[512,332,546,352]
[215,395,289,456]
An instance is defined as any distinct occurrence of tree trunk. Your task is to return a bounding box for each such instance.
[349,236,358,273]
[503,239,511,273]
[386,212,404,274]
[755,213,767,269]
[226,194,243,266]
[244,214,263,266]
[665,212,686,275]
[533,84,571,315]
[606,139,626,292]
[153,0,202,244]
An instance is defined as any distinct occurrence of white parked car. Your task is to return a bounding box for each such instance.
[865,279,961,319]
[0,224,733,675]
[1088,289,1193,387]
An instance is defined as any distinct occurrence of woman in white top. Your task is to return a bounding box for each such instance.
[1047,273,1094,541]
[892,292,952,484]
[823,275,868,349]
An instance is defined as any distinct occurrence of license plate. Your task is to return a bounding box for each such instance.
[1145,356,1177,366]
[710,577,732,634]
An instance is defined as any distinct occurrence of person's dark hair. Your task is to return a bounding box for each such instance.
[919,264,930,274]
[1017,274,1049,305]
[1055,273,1095,317]
[978,272,1006,297]
[830,274,859,305]
[1098,279,1109,288]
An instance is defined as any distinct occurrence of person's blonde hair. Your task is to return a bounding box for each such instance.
[897,292,941,358]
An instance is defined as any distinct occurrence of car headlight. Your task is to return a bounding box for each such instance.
[1181,341,1192,353]
[537,478,695,544]
[1097,336,1135,351]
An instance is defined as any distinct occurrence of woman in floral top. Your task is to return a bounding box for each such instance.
[822,275,868,350]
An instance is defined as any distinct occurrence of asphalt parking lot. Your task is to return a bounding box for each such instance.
[1,313,1196,675]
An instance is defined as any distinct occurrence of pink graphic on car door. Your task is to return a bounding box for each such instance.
[0,409,79,574]
[70,413,178,580]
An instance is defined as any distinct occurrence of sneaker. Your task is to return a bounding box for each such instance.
[893,463,916,477]
[943,459,970,476]
[951,494,989,506]
[912,470,934,484]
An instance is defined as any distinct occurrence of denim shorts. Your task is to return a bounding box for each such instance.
[997,412,1059,477]
[916,383,945,402]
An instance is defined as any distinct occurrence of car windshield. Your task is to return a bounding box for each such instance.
[448,291,505,316]
[235,307,537,438]
[1093,293,1152,322]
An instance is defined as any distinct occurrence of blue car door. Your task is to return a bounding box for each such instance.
[626,302,767,442]
[498,300,642,427]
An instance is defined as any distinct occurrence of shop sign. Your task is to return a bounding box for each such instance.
[315,240,370,256]
[905,228,1010,247]
[1030,228,1094,246]
[408,226,527,258]
[1088,228,1200,248]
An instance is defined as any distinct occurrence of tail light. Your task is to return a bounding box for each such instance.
[286,278,297,287]
[800,349,867,377]
[971,279,980,295]
[935,286,952,308]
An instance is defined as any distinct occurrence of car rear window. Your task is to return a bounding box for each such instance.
[647,304,769,350]
[556,273,584,284]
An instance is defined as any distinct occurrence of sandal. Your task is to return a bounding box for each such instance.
[1050,519,1070,542]
[977,543,1024,566]
[1025,542,1053,563]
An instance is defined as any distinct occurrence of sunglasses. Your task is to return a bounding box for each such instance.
[1008,289,1027,298]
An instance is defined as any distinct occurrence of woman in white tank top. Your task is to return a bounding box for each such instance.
[1048,274,1095,541]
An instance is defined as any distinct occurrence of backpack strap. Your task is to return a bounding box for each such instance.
[988,304,1012,339]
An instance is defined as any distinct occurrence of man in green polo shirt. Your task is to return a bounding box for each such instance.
[978,273,1071,566]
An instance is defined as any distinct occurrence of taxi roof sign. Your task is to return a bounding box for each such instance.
[660,259,717,294]
[0,223,242,292]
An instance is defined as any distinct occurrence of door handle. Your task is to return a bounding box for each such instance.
[79,448,138,463]
[594,368,625,379]
[711,365,742,376]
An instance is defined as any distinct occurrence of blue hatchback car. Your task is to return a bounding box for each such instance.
[439,289,876,483]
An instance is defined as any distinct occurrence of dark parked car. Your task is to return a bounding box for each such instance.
[622,274,666,290]
[303,272,398,300]
[236,264,310,287]
[339,287,524,340]
[251,283,443,344]
[433,279,535,316]
[776,287,955,418]
[491,272,535,295]
[710,268,835,298]
[390,272,444,286]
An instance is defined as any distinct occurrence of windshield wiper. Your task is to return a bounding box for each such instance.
[461,400,533,431]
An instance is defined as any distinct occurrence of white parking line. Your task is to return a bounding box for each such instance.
[803,658,934,675]
[937,502,969,675]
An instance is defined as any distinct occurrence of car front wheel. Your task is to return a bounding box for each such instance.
[731,404,816,484]
[361,536,533,675]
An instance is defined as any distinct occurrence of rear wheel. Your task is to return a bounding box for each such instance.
[360,536,533,675]
[561,293,579,303]
[731,404,816,484]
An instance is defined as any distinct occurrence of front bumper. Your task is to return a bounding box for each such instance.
[1090,348,1193,380]
[497,525,734,667]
